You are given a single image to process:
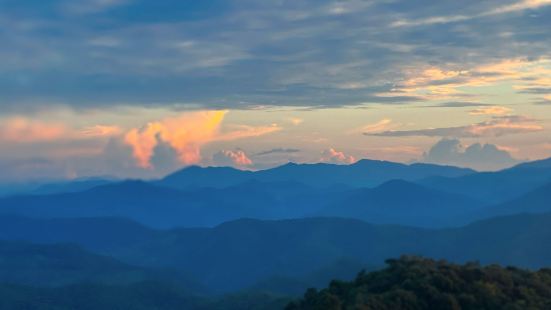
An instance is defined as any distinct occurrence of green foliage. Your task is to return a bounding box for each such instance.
[288,256,551,310]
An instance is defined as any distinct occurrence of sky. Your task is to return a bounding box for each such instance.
[1,0,551,181]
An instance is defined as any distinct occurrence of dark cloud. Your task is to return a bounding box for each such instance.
[254,148,301,156]
[0,0,550,110]
[422,138,519,171]
[368,115,543,138]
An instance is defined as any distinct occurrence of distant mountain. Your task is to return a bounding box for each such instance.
[0,181,195,228]
[3,213,551,292]
[479,182,551,217]
[0,178,487,230]
[0,178,117,198]
[318,180,484,228]
[31,178,115,195]
[418,157,551,204]
[159,160,475,189]
[512,156,551,169]
[0,240,205,293]
[160,166,255,189]
[0,180,341,228]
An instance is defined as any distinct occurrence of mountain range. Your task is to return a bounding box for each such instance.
[2,212,551,292]
[1,157,551,307]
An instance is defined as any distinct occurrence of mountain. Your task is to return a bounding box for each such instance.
[287,256,551,310]
[0,181,193,228]
[159,160,475,189]
[317,180,484,228]
[418,157,551,204]
[478,181,551,218]
[0,240,205,293]
[160,166,255,189]
[0,180,299,228]
[0,179,478,230]
[512,156,551,169]
[3,213,551,292]
[31,178,114,195]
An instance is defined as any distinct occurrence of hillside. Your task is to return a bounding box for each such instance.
[0,181,291,228]
[481,182,551,217]
[318,180,484,228]
[2,213,551,292]
[0,178,484,229]
[418,162,551,204]
[0,240,205,293]
[287,256,551,309]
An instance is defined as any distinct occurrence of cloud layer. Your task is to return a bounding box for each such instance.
[1,0,551,110]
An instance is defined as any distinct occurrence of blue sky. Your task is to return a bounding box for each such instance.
[1,0,550,181]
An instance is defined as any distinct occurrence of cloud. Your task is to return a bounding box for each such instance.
[469,106,513,116]
[212,149,253,168]
[370,115,543,138]
[287,118,304,126]
[123,111,280,169]
[422,138,519,171]
[0,117,121,143]
[348,118,397,135]
[320,148,356,164]
[62,0,130,14]
[0,117,67,143]
[429,102,490,108]
[216,124,282,141]
[392,0,551,27]
[536,94,551,105]
[390,58,551,103]
[255,148,300,156]
[124,111,227,168]
[2,0,550,111]
[79,125,122,137]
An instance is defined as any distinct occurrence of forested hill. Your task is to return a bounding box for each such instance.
[287,256,551,310]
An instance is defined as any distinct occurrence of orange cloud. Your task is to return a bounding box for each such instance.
[79,125,122,137]
[0,117,67,143]
[124,111,226,168]
[124,111,281,169]
[125,123,166,169]
[320,148,356,164]
[287,117,304,126]
[349,118,398,134]
[387,58,551,102]
[467,116,543,137]
[217,124,282,141]
[469,106,513,116]
[213,149,253,167]
[0,116,124,145]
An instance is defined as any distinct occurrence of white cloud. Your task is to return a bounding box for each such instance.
[392,0,551,27]
[212,149,253,168]
[320,148,356,164]
[422,138,519,171]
